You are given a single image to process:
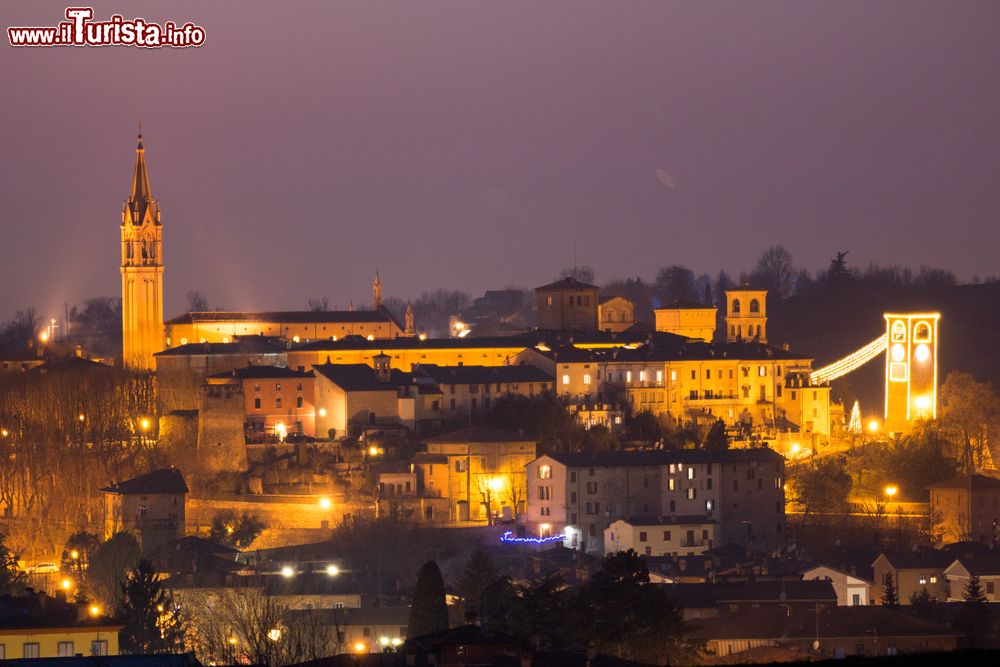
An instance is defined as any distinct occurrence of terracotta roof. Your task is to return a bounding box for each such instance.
[165,309,396,326]
[699,605,958,641]
[312,363,402,392]
[416,363,552,385]
[208,365,312,380]
[424,425,536,445]
[543,447,783,468]
[154,338,286,357]
[101,468,189,495]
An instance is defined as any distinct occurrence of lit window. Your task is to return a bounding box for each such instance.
[583,374,591,385]
[538,465,552,479]
[687,467,695,480]
[918,574,927,585]
[656,370,663,382]
[562,374,570,385]
[686,487,696,500]
[668,479,675,491]
[758,366,766,377]
[929,576,937,584]
[639,370,647,382]
[670,370,677,381]
[626,371,632,383]
[705,499,714,511]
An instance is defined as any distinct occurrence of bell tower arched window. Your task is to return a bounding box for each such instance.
[731,299,741,314]
[749,299,760,314]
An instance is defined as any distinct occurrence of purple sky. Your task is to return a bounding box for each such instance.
[3,1,1000,321]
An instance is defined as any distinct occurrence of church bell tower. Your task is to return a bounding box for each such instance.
[121,129,164,370]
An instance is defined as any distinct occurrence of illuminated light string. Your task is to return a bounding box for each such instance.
[810,334,887,385]
[499,530,566,545]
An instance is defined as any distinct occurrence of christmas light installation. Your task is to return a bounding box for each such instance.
[499,530,566,544]
[848,401,862,435]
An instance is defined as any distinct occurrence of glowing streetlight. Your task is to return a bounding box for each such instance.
[70,549,79,560]
[228,636,238,646]
[789,443,801,456]
[884,485,899,500]
[0,428,7,437]
[89,605,101,617]
[868,419,880,433]
[539,522,552,537]
[353,642,366,654]
[78,414,86,422]
[280,565,295,578]
[39,330,50,343]
[391,638,402,647]
[318,407,327,418]
[139,417,151,432]
[379,637,390,647]
[319,497,332,510]
[368,445,382,457]
[326,564,339,576]
[267,628,282,642]
[60,578,72,591]
[275,422,287,442]
[488,477,504,492]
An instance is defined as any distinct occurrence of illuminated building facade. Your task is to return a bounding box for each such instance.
[654,300,718,341]
[207,365,315,439]
[121,131,165,370]
[412,426,537,523]
[598,296,635,332]
[884,313,939,433]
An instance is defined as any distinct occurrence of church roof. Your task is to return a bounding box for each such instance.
[165,309,396,325]
[536,277,599,291]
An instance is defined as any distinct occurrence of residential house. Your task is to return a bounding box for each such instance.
[872,551,952,604]
[100,468,187,553]
[604,516,717,557]
[0,592,122,659]
[929,473,1000,545]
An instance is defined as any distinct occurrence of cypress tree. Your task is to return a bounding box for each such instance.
[881,572,899,607]
[407,561,449,639]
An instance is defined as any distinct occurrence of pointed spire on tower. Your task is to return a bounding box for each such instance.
[373,271,383,310]
[126,124,157,226]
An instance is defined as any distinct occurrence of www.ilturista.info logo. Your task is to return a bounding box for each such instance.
[8,7,205,48]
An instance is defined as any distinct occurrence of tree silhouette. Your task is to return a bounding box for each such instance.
[121,559,183,654]
[407,561,449,639]
[881,572,899,607]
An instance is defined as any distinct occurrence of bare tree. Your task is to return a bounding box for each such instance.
[752,245,796,298]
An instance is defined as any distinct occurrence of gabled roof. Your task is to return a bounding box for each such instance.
[613,515,717,527]
[312,363,398,392]
[542,447,783,469]
[208,365,312,380]
[425,425,536,445]
[664,580,837,607]
[155,338,286,357]
[929,473,1000,491]
[536,277,599,291]
[101,468,189,495]
[416,363,552,386]
[805,546,880,582]
[165,309,396,326]
[946,556,1000,577]
[875,549,953,571]
[699,606,957,641]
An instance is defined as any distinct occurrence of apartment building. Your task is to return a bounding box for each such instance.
[525,448,785,553]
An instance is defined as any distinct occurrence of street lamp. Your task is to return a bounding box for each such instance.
[319,497,332,510]
[868,419,880,434]
[267,628,282,642]
[280,565,295,578]
[89,605,101,617]
[139,417,151,432]
[326,564,339,576]
[884,485,898,500]
[60,578,73,591]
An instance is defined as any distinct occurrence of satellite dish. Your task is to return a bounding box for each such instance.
[656,169,675,189]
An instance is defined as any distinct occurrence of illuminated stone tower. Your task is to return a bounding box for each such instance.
[725,285,767,343]
[121,130,164,370]
[373,271,383,309]
[884,313,939,433]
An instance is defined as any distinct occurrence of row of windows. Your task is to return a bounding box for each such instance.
[5,640,109,659]
[253,395,304,409]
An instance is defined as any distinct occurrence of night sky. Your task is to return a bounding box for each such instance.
[3,1,999,321]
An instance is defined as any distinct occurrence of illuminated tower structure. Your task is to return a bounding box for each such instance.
[884,313,939,433]
[725,285,767,343]
[121,131,164,370]
[373,272,383,310]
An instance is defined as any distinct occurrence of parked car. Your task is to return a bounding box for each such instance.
[28,562,59,574]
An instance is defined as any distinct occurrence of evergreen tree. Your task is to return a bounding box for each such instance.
[120,560,183,654]
[953,573,992,648]
[0,534,25,593]
[407,561,449,639]
[909,588,935,620]
[881,573,899,607]
[702,419,729,451]
[455,548,514,630]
